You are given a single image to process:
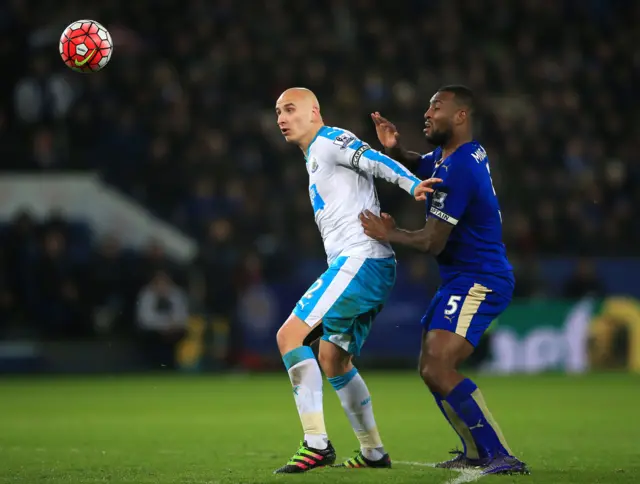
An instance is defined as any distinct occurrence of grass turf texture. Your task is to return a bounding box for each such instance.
[0,372,637,483]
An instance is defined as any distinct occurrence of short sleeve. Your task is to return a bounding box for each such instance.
[429,154,477,226]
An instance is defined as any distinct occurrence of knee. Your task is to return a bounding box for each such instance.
[276,325,297,355]
[276,316,310,355]
[419,360,438,388]
[316,348,331,371]
[318,342,351,378]
[419,355,450,393]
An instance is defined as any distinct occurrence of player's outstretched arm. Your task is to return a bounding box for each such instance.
[345,140,421,196]
[371,112,422,169]
[359,211,453,256]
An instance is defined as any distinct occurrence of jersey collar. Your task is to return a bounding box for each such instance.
[305,126,329,161]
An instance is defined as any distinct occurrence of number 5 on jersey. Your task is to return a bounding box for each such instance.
[444,295,462,318]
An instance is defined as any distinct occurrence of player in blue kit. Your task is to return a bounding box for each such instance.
[361,86,529,475]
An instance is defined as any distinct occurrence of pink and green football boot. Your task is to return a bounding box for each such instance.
[273,440,336,474]
[333,450,392,469]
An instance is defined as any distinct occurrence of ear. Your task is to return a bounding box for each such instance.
[455,109,467,125]
[311,105,320,122]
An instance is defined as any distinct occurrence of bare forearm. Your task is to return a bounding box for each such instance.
[388,228,430,252]
[384,145,422,169]
[387,223,448,255]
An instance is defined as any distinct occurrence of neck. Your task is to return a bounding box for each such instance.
[442,132,473,159]
[298,124,324,155]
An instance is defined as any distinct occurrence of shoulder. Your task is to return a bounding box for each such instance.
[444,142,487,179]
[440,143,488,187]
[454,141,489,167]
[317,126,363,148]
[315,127,370,168]
[415,148,440,177]
[421,148,442,164]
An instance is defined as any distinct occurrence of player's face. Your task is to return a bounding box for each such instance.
[424,91,457,146]
[275,100,313,144]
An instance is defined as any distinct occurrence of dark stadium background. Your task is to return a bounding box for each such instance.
[0,2,638,483]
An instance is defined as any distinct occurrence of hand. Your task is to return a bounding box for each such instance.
[413,177,443,201]
[359,210,396,241]
[371,112,400,149]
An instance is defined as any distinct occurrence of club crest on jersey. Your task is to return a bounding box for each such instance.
[432,191,447,210]
[333,133,356,150]
[308,157,319,173]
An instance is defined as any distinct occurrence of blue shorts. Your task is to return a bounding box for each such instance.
[421,274,514,347]
[292,255,396,356]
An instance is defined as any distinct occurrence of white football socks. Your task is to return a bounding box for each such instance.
[284,348,328,450]
[330,368,385,461]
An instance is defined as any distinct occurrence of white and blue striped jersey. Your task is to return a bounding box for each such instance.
[305,125,421,264]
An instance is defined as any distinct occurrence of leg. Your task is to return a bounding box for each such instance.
[274,262,346,474]
[319,337,390,468]
[420,329,473,396]
[274,314,337,474]
[420,281,528,474]
[319,256,396,469]
[419,329,482,466]
[275,255,395,473]
[276,314,330,448]
[418,290,477,466]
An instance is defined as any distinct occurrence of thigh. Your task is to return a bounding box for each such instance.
[421,289,444,329]
[291,256,356,328]
[320,256,396,356]
[277,312,322,355]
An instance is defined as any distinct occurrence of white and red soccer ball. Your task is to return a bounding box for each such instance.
[59,20,113,73]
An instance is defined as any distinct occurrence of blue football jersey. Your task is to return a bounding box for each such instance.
[417,141,513,284]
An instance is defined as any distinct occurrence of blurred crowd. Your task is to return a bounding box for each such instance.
[0,209,269,343]
[0,0,637,341]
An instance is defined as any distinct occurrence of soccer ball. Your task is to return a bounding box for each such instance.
[59,20,113,73]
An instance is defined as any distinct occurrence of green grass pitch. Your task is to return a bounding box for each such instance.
[0,372,638,483]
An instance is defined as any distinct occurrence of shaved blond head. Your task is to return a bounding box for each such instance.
[276,87,320,112]
[275,87,324,149]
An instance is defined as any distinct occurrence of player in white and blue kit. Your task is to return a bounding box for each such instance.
[273,88,438,473]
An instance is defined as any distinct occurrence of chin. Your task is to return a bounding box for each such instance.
[282,134,297,144]
[425,132,448,147]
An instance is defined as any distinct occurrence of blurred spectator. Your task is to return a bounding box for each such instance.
[136,270,189,369]
[563,258,605,299]
[510,255,547,299]
[0,248,17,336]
[33,230,90,338]
[198,218,239,319]
[3,211,38,317]
[136,240,182,288]
[90,236,127,333]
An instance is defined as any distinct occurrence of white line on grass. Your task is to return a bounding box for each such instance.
[395,460,484,484]
[395,460,436,467]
